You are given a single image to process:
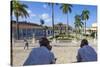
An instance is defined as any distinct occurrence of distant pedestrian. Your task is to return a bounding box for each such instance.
[24,39,29,50]
[77,39,97,62]
[23,37,56,65]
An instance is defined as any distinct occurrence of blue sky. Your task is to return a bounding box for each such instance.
[12,1,97,28]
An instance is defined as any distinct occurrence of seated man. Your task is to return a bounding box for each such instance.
[23,37,55,65]
[77,39,97,62]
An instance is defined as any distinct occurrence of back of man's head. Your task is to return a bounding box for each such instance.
[39,37,50,47]
[80,39,88,48]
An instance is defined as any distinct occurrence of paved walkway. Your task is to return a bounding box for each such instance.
[12,39,97,66]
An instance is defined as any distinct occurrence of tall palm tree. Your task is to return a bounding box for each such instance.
[74,15,83,38]
[60,4,72,36]
[47,3,58,39]
[81,10,89,34]
[12,0,29,39]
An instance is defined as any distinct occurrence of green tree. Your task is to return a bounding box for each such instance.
[74,15,83,38]
[81,10,89,34]
[47,3,58,38]
[60,4,72,36]
[12,0,29,39]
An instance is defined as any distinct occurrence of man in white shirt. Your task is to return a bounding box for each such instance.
[77,39,97,62]
[23,37,55,65]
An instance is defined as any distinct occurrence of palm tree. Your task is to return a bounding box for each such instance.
[47,3,58,39]
[81,10,89,34]
[12,0,29,39]
[74,15,83,38]
[60,4,72,36]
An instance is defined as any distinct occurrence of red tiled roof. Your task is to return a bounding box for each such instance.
[11,21,41,27]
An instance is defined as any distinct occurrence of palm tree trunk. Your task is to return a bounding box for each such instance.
[65,26,67,35]
[67,13,69,36]
[52,3,55,38]
[16,14,19,40]
[84,20,86,34]
[75,28,77,39]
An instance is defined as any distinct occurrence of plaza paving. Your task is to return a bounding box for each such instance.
[12,39,97,66]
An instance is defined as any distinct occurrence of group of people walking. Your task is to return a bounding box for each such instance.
[23,37,97,66]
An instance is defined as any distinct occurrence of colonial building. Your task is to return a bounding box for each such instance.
[11,21,53,40]
[54,23,73,35]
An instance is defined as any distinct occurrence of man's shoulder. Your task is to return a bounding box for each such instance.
[78,45,91,52]
[78,47,84,53]
[33,46,49,52]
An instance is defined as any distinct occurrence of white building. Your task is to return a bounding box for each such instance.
[86,22,97,35]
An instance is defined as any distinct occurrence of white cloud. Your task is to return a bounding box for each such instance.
[31,13,36,17]
[27,9,32,14]
[45,18,52,22]
[39,13,52,23]
[41,13,49,19]
[27,9,37,17]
